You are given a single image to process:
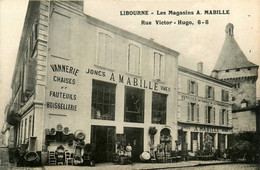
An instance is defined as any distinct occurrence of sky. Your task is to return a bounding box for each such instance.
[0,0,260,127]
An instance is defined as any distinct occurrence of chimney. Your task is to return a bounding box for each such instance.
[197,62,203,73]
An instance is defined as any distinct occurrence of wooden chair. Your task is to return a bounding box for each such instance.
[49,151,56,165]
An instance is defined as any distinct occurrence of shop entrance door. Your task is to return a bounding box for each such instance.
[91,125,116,162]
[124,127,144,162]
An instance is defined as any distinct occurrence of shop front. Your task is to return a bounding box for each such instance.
[178,122,232,154]
[91,125,116,162]
[124,127,144,162]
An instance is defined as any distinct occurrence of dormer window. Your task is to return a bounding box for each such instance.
[241,99,248,108]
[235,83,240,89]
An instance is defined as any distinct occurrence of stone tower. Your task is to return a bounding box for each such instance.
[211,23,259,109]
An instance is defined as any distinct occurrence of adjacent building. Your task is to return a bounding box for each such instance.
[5,0,179,164]
[212,23,259,133]
[177,64,233,153]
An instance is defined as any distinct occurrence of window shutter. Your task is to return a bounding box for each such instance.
[226,110,229,126]
[213,107,216,124]
[98,33,106,65]
[24,58,36,96]
[219,109,222,125]
[226,92,229,102]
[196,82,198,96]
[205,86,208,98]
[188,80,191,94]
[212,87,215,100]
[188,103,191,121]
[197,104,199,123]
[205,106,208,123]
[105,35,113,68]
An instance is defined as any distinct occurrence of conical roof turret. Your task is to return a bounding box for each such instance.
[213,23,257,71]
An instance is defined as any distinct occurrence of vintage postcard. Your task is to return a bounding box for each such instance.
[0,0,259,168]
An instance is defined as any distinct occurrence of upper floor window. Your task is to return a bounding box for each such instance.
[28,21,38,58]
[205,106,215,124]
[97,32,113,68]
[205,85,214,99]
[128,44,141,75]
[125,87,144,123]
[32,114,35,136]
[219,109,228,126]
[152,92,167,124]
[153,52,164,80]
[91,80,116,120]
[28,116,32,138]
[221,90,229,102]
[188,103,199,122]
[188,80,198,95]
[20,121,23,144]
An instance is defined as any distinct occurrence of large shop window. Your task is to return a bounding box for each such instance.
[221,90,229,102]
[128,44,141,75]
[188,103,199,122]
[92,80,116,121]
[153,52,164,80]
[125,87,144,123]
[152,92,167,124]
[205,85,215,99]
[205,106,215,124]
[97,32,113,68]
[188,80,198,95]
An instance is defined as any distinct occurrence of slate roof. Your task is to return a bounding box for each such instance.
[213,23,258,71]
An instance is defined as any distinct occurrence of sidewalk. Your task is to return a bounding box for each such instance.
[3,160,233,170]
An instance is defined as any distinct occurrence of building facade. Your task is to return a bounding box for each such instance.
[212,23,259,133]
[5,0,179,164]
[178,65,233,153]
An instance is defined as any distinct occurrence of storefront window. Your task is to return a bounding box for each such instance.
[152,92,167,124]
[191,132,198,152]
[125,87,144,123]
[92,80,116,120]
